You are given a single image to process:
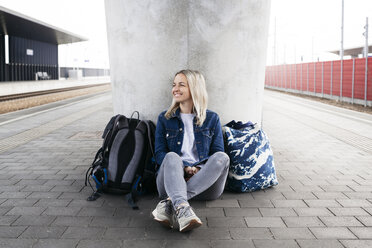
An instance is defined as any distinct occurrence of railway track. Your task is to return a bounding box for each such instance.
[0,83,110,102]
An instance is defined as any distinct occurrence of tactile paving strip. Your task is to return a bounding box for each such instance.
[264,96,372,155]
[0,103,107,154]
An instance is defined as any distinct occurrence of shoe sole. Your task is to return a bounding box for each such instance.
[151,210,173,228]
[179,219,202,232]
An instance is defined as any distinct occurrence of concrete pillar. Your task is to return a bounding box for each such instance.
[105,0,271,125]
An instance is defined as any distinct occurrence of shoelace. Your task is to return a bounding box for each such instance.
[160,199,173,215]
[176,205,193,218]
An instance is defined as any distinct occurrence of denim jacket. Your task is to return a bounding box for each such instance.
[155,108,224,167]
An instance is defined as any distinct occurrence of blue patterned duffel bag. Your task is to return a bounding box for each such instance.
[223,121,278,192]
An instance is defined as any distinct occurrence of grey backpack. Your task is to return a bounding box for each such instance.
[85,111,157,209]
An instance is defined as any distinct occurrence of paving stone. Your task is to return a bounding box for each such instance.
[68,199,104,207]
[0,199,38,207]
[206,199,239,208]
[340,240,372,248]
[103,227,145,240]
[211,240,255,248]
[328,207,370,216]
[51,185,84,193]
[52,216,92,227]
[253,239,300,248]
[312,192,348,199]
[304,200,342,207]
[33,199,71,207]
[27,192,61,199]
[38,175,67,180]
[319,185,353,192]
[42,206,81,216]
[0,226,27,238]
[356,216,372,226]
[282,217,324,227]
[259,207,297,217]
[319,216,364,227]
[272,199,308,208]
[344,192,372,199]
[61,226,105,239]
[0,192,31,199]
[223,207,261,217]
[0,180,21,186]
[349,227,372,239]
[165,240,210,248]
[12,215,55,226]
[229,227,273,240]
[77,239,123,248]
[364,207,372,215]
[291,185,324,192]
[114,208,151,218]
[20,185,53,192]
[238,199,274,208]
[0,238,36,248]
[296,239,344,248]
[348,185,372,192]
[221,192,254,200]
[282,192,317,200]
[207,217,246,227]
[20,226,66,239]
[91,216,130,227]
[309,227,357,239]
[336,199,372,207]
[188,227,231,240]
[127,216,161,228]
[244,217,286,227]
[294,208,333,216]
[270,227,315,239]
[33,239,79,248]
[44,180,74,186]
[123,240,165,248]
[144,226,188,240]
[194,207,224,217]
[78,207,115,217]
[58,192,88,199]
[0,216,18,226]
[6,207,45,216]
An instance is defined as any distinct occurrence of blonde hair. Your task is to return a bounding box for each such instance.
[165,69,208,126]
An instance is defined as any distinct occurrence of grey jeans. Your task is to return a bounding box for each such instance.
[156,151,230,209]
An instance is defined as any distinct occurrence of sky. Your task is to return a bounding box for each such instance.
[268,0,372,65]
[1,0,372,68]
[0,0,109,69]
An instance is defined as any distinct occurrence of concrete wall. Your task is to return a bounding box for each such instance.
[105,0,271,125]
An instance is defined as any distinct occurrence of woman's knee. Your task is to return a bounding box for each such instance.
[212,152,230,169]
[163,152,180,161]
[162,152,183,169]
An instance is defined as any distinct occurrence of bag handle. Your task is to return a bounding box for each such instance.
[225,120,255,130]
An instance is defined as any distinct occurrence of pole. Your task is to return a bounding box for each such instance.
[307,63,309,94]
[364,17,368,107]
[322,62,324,97]
[331,61,333,97]
[314,63,316,95]
[274,17,276,65]
[352,58,355,104]
[340,0,344,101]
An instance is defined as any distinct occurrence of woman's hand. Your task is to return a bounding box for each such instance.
[184,166,200,181]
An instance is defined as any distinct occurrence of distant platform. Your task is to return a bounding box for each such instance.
[0,76,110,96]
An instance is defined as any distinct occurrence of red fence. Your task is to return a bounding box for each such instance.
[265,58,372,104]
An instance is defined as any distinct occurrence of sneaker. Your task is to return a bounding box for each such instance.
[175,205,202,232]
[151,199,174,228]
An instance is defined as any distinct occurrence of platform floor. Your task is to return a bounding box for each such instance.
[0,89,371,248]
[0,76,110,96]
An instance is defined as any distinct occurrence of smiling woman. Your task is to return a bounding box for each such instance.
[151,69,230,232]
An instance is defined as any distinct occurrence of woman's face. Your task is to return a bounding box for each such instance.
[172,73,192,104]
